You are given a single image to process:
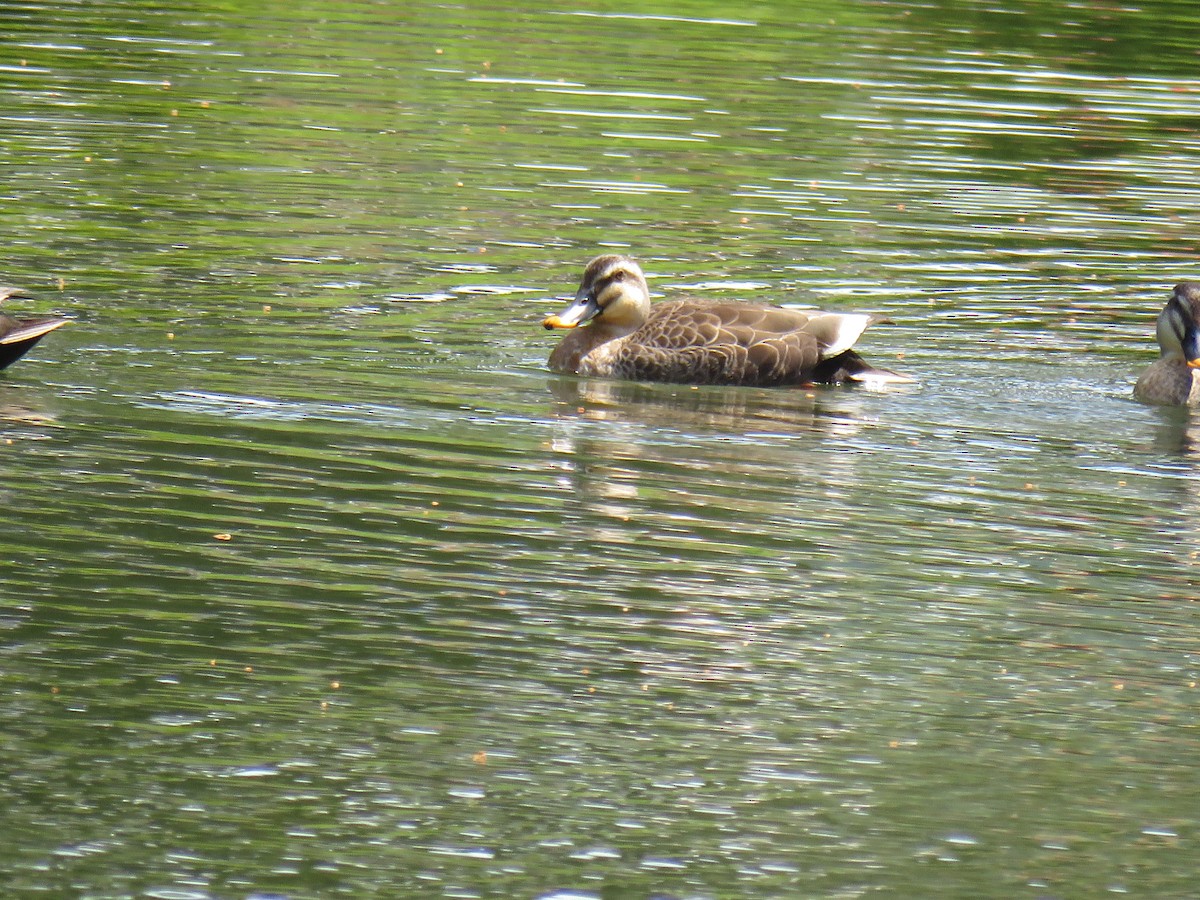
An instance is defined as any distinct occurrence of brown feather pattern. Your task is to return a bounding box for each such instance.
[544,255,910,388]
[580,300,825,385]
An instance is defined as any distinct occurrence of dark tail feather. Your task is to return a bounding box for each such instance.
[812,350,915,386]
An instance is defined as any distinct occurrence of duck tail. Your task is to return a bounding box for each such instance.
[812,350,915,386]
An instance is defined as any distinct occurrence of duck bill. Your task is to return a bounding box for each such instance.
[1185,330,1200,368]
[542,291,599,330]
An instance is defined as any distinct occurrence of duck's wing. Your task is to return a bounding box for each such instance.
[604,301,822,385]
[596,300,910,386]
[786,309,913,384]
[790,311,877,355]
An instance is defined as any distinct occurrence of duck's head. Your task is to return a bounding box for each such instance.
[543,255,651,333]
[1156,282,1200,367]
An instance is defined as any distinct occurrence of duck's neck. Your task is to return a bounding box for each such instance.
[549,323,626,374]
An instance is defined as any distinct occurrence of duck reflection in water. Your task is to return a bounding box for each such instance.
[543,255,913,389]
[546,376,834,438]
[542,377,879,566]
[1145,403,1200,460]
[0,286,69,371]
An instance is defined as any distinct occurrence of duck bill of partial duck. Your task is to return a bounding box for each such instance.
[1186,331,1200,368]
[1184,324,1200,368]
[542,289,599,330]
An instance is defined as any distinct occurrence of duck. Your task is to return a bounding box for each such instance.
[0,286,70,371]
[1133,282,1200,406]
[542,254,912,387]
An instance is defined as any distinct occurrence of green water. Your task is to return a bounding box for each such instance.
[3,1,1200,897]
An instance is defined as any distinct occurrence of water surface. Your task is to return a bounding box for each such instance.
[3,1,1200,897]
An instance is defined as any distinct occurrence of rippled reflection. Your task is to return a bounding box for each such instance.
[5,0,1200,897]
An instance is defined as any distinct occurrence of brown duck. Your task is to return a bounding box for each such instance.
[543,255,912,387]
[0,286,69,371]
[1134,282,1200,405]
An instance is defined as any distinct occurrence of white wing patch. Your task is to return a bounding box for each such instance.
[802,313,872,356]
